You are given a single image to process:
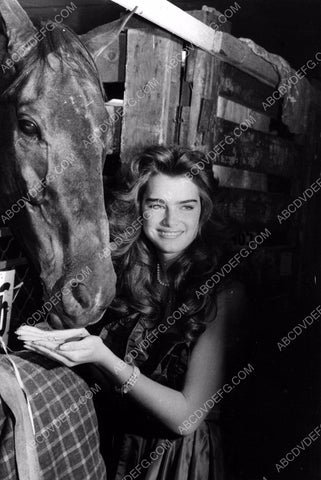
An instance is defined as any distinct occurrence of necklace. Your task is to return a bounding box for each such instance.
[157,263,170,287]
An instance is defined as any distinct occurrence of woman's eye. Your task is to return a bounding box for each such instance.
[149,203,164,210]
[18,119,39,137]
[181,205,194,210]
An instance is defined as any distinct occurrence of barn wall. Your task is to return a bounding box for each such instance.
[19,0,321,79]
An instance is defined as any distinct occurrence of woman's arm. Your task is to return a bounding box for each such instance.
[26,283,245,436]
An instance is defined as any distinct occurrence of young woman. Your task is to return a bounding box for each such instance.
[23,146,245,479]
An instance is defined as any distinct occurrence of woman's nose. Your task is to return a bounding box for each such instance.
[162,208,177,227]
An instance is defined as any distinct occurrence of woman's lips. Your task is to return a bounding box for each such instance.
[158,230,183,238]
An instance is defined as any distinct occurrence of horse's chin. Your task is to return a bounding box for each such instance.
[47,311,105,329]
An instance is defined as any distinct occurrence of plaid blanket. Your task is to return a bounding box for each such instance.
[0,351,107,480]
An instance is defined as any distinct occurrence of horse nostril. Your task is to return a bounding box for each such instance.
[61,283,92,317]
[72,283,92,309]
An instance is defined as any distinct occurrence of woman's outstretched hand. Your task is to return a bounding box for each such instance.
[23,335,107,368]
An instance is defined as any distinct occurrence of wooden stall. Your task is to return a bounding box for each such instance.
[99,6,321,316]
[1,4,321,338]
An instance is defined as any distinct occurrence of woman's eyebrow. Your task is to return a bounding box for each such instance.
[144,198,198,204]
[177,199,198,204]
[145,198,166,204]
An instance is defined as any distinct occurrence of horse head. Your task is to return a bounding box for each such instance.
[0,0,122,328]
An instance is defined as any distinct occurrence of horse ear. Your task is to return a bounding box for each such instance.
[80,13,134,62]
[0,0,36,57]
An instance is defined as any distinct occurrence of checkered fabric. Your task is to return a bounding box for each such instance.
[0,351,107,480]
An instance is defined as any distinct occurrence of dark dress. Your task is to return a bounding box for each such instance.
[97,300,225,480]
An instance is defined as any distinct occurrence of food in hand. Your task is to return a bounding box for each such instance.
[15,325,89,344]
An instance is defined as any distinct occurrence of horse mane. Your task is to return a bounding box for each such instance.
[2,22,105,99]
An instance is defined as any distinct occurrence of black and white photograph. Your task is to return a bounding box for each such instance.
[0,1,320,479]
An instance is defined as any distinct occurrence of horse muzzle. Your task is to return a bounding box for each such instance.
[48,267,116,328]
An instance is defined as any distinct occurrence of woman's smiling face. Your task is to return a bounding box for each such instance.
[142,173,201,261]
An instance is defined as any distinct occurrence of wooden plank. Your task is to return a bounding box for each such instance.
[212,165,291,194]
[184,9,224,150]
[109,0,279,87]
[109,0,225,52]
[220,63,280,119]
[217,97,270,134]
[187,49,220,149]
[213,165,267,192]
[0,258,28,270]
[187,8,232,34]
[212,31,279,86]
[178,106,191,145]
[185,45,197,84]
[166,42,183,144]
[215,187,290,226]
[120,28,182,162]
[24,0,321,115]
[214,117,299,178]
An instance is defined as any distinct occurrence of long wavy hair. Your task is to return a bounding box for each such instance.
[107,145,231,343]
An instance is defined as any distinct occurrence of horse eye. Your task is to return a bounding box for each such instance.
[18,119,39,136]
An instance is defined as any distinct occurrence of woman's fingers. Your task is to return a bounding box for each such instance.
[26,340,88,365]
[22,335,104,365]
[25,336,91,351]
[29,340,59,349]
[25,345,73,367]
[15,326,90,343]
[27,338,91,354]
[24,343,75,367]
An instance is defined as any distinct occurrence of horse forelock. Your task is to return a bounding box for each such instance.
[2,22,105,100]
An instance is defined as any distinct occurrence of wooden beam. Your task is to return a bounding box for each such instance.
[110,0,218,49]
[216,97,271,134]
[213,32,280,87]
[120,27,182,162]
[220,63,280,119]
[184,9,224,150]
[215,117,299,178]
[109,0,280,86]
[212,165,291,194]
[215,187,290,226]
